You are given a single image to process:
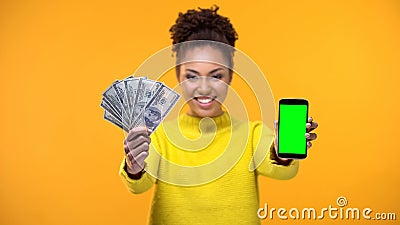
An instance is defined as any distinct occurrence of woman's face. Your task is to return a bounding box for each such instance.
[178,46,231,118]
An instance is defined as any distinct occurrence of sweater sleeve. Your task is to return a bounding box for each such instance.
[252,122,299,180]
[119,157,156,194]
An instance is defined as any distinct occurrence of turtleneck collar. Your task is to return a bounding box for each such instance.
[179,112,232,134]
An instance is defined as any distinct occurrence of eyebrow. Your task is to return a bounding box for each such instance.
[185,68,224,75]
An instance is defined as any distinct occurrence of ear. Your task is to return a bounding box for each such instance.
[176,65,182,84]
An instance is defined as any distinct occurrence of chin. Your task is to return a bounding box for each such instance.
[190,109,222,118]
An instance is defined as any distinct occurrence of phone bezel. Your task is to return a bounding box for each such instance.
[277,98,309,159]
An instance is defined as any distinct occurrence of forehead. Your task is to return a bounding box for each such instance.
[179,46,230,68]
[180,61,227,72]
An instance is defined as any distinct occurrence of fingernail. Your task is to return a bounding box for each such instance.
[305,133,310,138]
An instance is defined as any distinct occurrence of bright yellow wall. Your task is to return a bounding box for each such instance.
[1,1,399,225]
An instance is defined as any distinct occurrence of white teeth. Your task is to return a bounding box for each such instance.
[197,98,212,104]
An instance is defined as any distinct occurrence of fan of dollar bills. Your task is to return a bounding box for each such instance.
[101,76,180,134]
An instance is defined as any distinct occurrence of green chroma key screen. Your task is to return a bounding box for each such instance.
[278,104,308,154]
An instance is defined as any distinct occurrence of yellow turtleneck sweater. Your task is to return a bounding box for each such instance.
[119,112,299,225]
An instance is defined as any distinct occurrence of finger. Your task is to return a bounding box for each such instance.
[126,149,147,165]
[126,153,138,170]
[126,127,150,143]
[305,132,317,141]
[274,121,278,147]
[126,142,149,157]
[308,117,313,123]
[135,151,149,167]
[124,143,130,154]
[307,141,312,150]
[127,151,148,174]
[126,134,151,150]
[306,121,318,132]
[127,141,149,157]
[126,126,150,142]
[125,138,148,153]
[125,136,150,151]
[126,152,134,163]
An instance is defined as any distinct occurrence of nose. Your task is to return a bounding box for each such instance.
[197,76,212,95]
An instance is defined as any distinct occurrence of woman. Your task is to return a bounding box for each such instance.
[120,6,318,224]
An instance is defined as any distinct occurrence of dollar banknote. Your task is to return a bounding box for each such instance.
[131,78,163,126]
[102,81,123,117]
[113,80,131,126]
[132,84,180,133]
[103,110,129,132]
[100,99,121,121]
[124,77,141,126]
[101,75,180,134]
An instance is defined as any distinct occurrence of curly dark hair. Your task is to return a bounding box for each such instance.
[169,5,238,46]
[170,6,238,80]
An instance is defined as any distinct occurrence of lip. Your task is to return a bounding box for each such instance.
[193,96,216,108]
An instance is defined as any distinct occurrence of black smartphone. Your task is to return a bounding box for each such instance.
[277,98,309,159]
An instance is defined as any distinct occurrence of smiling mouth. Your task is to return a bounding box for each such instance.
[194,96,216,104]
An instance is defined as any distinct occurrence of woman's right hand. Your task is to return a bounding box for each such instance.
[124,127,151,175]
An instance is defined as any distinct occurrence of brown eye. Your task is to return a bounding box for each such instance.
[185,74,199,80]
[211,74,223,80]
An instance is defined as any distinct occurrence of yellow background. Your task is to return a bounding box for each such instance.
[1,0,399,224]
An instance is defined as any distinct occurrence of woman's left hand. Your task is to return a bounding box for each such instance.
[305,117,318,149]
[273,117,319,159]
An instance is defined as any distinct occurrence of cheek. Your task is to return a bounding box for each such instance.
[213,83,229,101]
[180,83,196,99]
[215,82,229,94]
